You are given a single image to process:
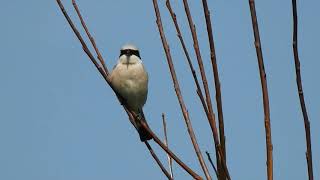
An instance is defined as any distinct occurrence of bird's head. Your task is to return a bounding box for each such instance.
[119,44,141,65]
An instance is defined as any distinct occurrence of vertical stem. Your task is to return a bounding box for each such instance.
[165,0,209,118]
[182,0,219,149]
[291,1,314,180]
[248,1,273,180]
[182,1,232,179]
[201,1,226,179]
[152,0,211,179]
[162,113,174,179]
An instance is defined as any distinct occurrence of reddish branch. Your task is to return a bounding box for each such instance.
[124,108,201,179]
[201,1,226,179]
[181,1,232,179]
[56,0,110,86]
[56,0,201,179]
[72,0,108,75]
[166,1,230,179]
[165,0,209,118]
[201,0,226,168]
[145,142,173,180]
[291,1,314,180]
[162,113,174,179]
[125,112,172,180]
[182,0,219,149]
[140,121,202,179]
[152,0,210,179]
[248,1,273,180]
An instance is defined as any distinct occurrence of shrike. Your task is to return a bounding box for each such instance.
[110,44,152,141]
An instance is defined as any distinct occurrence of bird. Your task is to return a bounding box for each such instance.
[110,44,152,141]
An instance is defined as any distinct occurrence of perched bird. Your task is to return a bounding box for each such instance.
[110,44,152,141]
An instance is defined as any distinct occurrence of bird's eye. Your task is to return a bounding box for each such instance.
[132,50,141,59]
[120,50,126,57]
[119,49,141,59]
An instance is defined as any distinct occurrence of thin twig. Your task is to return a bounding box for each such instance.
[182,1,232,179]
[56,0,108,83]
[162,113,174,179]
[291,1,314,180]
[201,2,226,179]
[205,151,218,179]
[248,1,273,180]
[166,2,230,179]
[72,0,109,75]
[152,0,210,179]
[140,120,202,180]
[167,1,231,179]
[145,142,173,180]
[56,1,201,179]
[124,108,201,179]
[182,0,218,148]
[165,0,209,118]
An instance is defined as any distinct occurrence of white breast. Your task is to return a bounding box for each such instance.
[110,59,148,113]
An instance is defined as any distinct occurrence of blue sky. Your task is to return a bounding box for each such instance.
[0,0,319,179]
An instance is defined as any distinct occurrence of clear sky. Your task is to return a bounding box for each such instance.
[0,0,319,179]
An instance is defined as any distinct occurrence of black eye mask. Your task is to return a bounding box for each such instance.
[120,49,141,59]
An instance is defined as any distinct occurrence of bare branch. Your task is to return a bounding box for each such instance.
[181,1,233,179]
[145,142,173,180]
[56,0,108,83]
[291,1,314,179]
[72,0,109,75]
[162,113,174,179]
[152,0,211,179]
[165,1,231,179]
[140,121,202,180]
[201,2,227,179]
[165,0,209,118]
[205,151,218,179]
[248,1,273,179]
[182,0,219,150]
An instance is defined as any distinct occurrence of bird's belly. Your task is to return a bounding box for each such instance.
[119,79,147,111]
[121,78,145,96]
[111,64,148,112]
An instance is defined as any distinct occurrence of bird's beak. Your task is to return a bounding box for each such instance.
[126,53,130,68]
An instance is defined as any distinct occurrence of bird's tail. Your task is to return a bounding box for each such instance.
[136,110,152,142]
